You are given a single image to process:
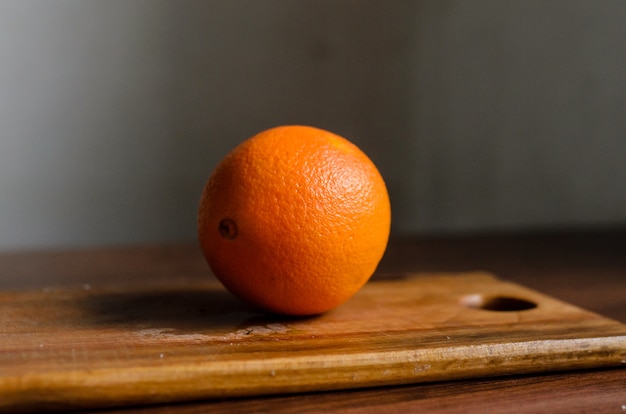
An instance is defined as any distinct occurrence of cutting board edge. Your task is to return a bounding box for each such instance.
[2,334,625,412]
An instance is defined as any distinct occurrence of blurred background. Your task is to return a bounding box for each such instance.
[1,0,625,250]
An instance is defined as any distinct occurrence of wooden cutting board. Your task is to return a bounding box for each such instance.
[1,272,625,412]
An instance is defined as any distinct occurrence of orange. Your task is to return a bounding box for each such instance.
[197,125,391,316]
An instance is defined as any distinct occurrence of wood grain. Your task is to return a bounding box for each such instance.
[80,369,626,414]
[1,272,625,412]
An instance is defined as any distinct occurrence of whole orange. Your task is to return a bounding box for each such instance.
[197,125,391,316]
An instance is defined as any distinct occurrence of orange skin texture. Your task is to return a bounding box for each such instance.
[198,125,391,316]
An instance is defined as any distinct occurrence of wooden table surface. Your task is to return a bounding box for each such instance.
[1,229,625,413]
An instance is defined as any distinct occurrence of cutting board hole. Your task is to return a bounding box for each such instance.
[461,294,537,312]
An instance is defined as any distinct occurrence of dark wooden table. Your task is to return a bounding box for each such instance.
[1,229,625,413]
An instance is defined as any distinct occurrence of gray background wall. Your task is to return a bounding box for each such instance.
[1,0,625,249]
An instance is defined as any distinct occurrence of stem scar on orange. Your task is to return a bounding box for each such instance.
[197,125,391,316]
